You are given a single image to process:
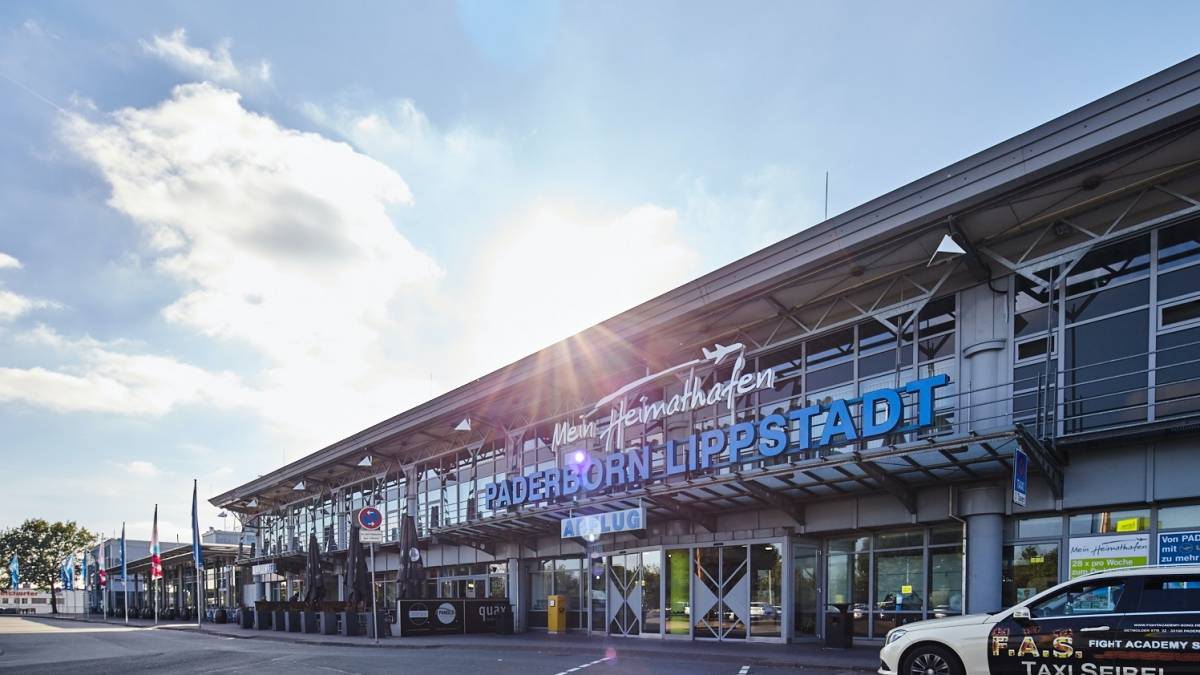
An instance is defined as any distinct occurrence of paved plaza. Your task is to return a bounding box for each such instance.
[0,616,876,674]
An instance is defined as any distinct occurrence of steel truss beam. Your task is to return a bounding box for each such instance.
[852,452,917,515]
[648,495,717,533]
[738,480,805,527]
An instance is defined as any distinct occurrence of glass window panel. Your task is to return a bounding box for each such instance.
[1157,265,1200,301]
[1015,307,1056,339]
[1158,504,1200,530]
[1003,543,1060,606]
[792,545,818,637]
[641,551,661,635]
[1065,279,1148,323]
[806,328,854,368]
[829,536,870,553]
[873,550,924,635]
[1015,275,1051,314]
[918,333,955,362]
[806,361,853,390]
[875,529,923,549]
[1016,335,1055,361]
[930,524,962,546]
[1065,234,1150,297]
[858,349,897,377]
[1162,297,1200,328]
[1158,221,1200,271]
[1062,310,1148,433]
[928,547,963,617]
[748,544,783,638]
[1156,326,1200,418]
[759,344,804,381]
[664,549,689,635]
[1008,515,1063,540]
[917,296,956,337]
[859,320,897,353]
[1069,508,1150,535]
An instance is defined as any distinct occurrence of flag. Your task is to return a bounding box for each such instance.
[8,554,19,588]
[97,541,106,588]
[61,555,74,591]
[191,479,204,571]
[150,505,162,580]
[120,522,127,583]
[81,551,88,590]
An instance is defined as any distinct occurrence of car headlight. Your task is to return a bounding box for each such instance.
[885,628,908,645]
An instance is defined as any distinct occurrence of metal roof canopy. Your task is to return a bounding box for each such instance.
[212,55,1200,513]
[427,427,1053,546]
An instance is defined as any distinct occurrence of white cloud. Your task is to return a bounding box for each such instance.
[0,252,21,269]
[21,19,57,40]
[122,460,160,477]
[141,28,270,86]
[0,327,254,416]
[0,290,56,322]
[59,83,443,448]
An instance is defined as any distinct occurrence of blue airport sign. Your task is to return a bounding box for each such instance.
[561,506,646,539]
[485,373,950,510]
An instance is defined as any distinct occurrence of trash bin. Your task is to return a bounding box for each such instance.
[495,603,514,635]
[824,603,853,648]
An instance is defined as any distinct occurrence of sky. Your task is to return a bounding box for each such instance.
[1,1,1198,544]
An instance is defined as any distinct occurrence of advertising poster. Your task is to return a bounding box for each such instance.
[1068,534,1149,578]
[1158,530,1200,566]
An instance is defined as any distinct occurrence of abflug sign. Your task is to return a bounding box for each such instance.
[483,344,950,510]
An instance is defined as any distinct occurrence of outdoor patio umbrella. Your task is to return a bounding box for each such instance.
[303,532,324,610]
[346,524,369,609]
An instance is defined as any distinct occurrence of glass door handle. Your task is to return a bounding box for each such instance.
[1079,626,1110,632]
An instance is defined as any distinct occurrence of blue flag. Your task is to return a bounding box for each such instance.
[81,551,88,590]
[191,479,204,571]
[7,554,17,588]
[120,522,127,583]
[60,556,73,591]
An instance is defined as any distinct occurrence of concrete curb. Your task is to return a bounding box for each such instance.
[31,615,878,671]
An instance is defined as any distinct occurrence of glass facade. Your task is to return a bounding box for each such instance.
[826,526,962,638]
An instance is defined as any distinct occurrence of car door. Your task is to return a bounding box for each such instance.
[987,577,1132,675]
[1116,574,1200,673]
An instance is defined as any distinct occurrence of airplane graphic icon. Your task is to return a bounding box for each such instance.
[702,342,744,365]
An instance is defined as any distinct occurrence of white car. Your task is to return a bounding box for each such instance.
[879,564,1200,675]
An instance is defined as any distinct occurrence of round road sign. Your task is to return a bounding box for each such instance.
[357,506,383,530]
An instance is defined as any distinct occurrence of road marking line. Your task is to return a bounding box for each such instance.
[553,656,611,675]
[738,666,750,675]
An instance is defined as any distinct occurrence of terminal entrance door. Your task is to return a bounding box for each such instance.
[693,545,749,640]
[607,552,643,636]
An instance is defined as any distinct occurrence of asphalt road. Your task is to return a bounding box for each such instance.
[0,617,865,675]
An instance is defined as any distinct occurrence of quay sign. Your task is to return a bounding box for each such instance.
[561,506,646,539]
[483,343,951,511]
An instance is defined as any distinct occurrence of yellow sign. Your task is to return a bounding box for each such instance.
[901,585,913,594]
[1116,518,1141,532]
[1030,556,1045,564]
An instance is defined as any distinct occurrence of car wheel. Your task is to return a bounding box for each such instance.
[902,644,963,675]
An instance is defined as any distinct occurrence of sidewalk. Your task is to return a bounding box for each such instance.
[37,614,880,671]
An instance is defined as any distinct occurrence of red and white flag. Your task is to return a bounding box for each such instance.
[150,504,162,580]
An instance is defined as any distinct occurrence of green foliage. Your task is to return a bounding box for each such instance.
[0,519,95,612]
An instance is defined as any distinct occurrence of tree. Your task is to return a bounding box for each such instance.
[0,519,95,614]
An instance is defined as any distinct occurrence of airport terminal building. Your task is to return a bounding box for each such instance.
[212,57,1200,642]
